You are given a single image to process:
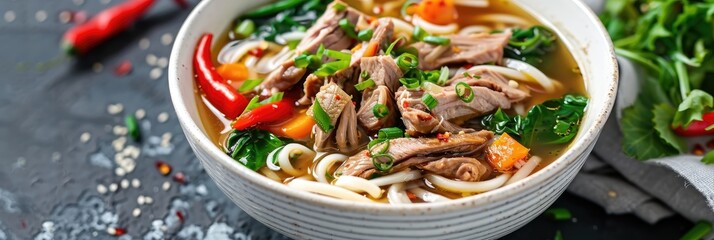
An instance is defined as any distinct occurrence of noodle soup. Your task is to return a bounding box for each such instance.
[193,0,587,204]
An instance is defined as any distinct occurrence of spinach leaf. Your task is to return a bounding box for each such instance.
[481,95,588,147]
[621,98,679,160]
[653,103,687,153]
[504,26,557,66]
[225,129,286,171]
[702,150,714,165]
[237,0,330,42]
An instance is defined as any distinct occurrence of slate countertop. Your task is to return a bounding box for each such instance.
[0,0,694,239]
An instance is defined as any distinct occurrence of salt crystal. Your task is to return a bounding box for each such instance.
[107,103,124,115]
[146,54,157,66]
[97,184,107,194]
[35,10,48,23]
[92,62,103,73]
[120,179,129,189]
[132,208,142,217]
[157,57,168,68]
[131,178,141,188]
[106,227,116,235]
[80,132,92,143]
[112,137,126,152]
[115,168,126,177]
[139,38,150,50]
[161,33,173,46]
[150,68,163,80]
[144,196,154,204]
[162,181,171,191]
[109,183,118,192]
[3,11,15,23]
[157,112,169,123]
[113,125,128,136]
[135,109,146,120]
[196,184,208,196]
[137,195,145,205]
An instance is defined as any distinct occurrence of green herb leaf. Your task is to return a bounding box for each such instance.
[680,221,712,240]
[673,90,714,127]
[225,129,285,171]
[238,79,264,93]
[652,103,686,153]
[702,151,714,165]
[312,98,334,132]
[545,208,572,221]
[621,98,679,160]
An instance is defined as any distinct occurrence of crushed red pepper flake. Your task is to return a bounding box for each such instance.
[335,95,341,100]
[155,160,172,176]
[693,144,705,156]
[402,101,409,108]
[176,210,185,222]
[110,227,127,236]
[436,133,450,142]
[406,191,417,201]
[173,172,186,184]
[248,48,264,58]
[114,60,132,76]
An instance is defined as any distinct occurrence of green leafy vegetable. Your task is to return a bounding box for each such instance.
[125,115,140,141]
[673,90,714,127]
[504,26,556,65]
[238,0,329,41]
[312,99,334,132]
[702,151,714,165]
[238,79,264,93]
[680,221,712,240]
[554,230,563,240]
[621,97,679,160]
[481,95,588,147]
[653,104,687,153]
[225,129,286,171]
[545,208,572,221]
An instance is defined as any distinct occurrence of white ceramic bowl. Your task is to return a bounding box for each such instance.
[169,1,618,239]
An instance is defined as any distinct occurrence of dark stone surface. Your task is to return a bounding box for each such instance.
[0,0,693,239]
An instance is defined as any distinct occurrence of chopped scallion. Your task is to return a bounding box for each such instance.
[437,66,449,85]
[312,99,334,132]
[238,78,264,93]
[396,53,419,71]
[545,208,572,221]
[234,20,255,39]
[333,2,346,11]
[338,19,358,39]
[244,96,261,112]
[421,93,439,110]
[368,138,390,155]
[324,49,351,61]
[260,92,283,105]
[314,60,349,77]
[463,72,472,78]
[423,36,451,45]
[373,103,389,119]
[372,154,394,172]
[294,54,311,68]
[455,82,474,103]
[125,115,140,141]
[368,138,386,151]
[378,127,404,139]
[355,79,376,91]
[399,77,421,89]
[360,71,370,80]
[358,29,373,42]
[680,221,712,240]
[412,26,427,42]
[316,44,325,57]
[385,36,405,56]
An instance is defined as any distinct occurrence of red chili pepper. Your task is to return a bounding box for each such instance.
[194,34,248,119]
[61,0,187,55]
[672,112,714,136]
[232,100,294,130]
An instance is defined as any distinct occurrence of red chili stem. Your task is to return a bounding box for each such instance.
[194,34,248,119]
[232,100,294,130]
[62,0,187,55]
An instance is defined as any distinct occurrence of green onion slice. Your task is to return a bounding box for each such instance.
[238,78,264,93]
[455,82,474,103]
[368,138,387,151]
[681,221,712,240]
[234,20,255,39]
[421,92,439,110]
[324,49,352,61]
[396,53,419,71]
[399,77,421,89]
[260,92,283,105]
[358,29,373,42]
[437,66,449,85]
[545,208,572,221]
[360,71,370,80]
[333,2,346,11]
[412,26,427,42]
[125,115,140,141]
[385,36,405,56]
[368,138,390,156]
[316,44,325,57]
[314,60,349,77]
[372,103,389,119]
[378,127,404,139]
[338,19,358,39]
[372,154,395,172]
[355,79,376,91]
[244,96,261,112]
[423,36,451,45]
[312,99,334,132]
[294,54,311,68]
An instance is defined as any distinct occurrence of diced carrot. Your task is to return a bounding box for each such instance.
[363,42,379,58]
[216,63,248,82]
[351,43,363,53]
[487,133,530,172]
[417,0,457,25]
[267,109,315,140]
[407,191,417,201]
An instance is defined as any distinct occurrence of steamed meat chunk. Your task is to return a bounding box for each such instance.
[359,56,402,92]
[413,32,512,70]
[396,69,528,135]
[356,86,397,131]
[259,0,362,93]
[311,83,364,152]
[341,130,494,179]
[417,157,491,182]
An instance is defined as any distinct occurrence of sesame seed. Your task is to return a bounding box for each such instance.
[120,179,129,189]
[146,54,157,66]
[132,208,142,217]
[113,125,128,136]
[157,57,168,68]
[139,38,150,50]
[35,10,48,23]
[80,132,92,143]
[97,184,107,194]
[162,181,171,191]
[107,103,124,115]
[144,196,154,204]
[92,63,103,73]
[131,178,141,188]
[157,112,169,123]
[149,67,163,80]
[106,227,116,235]
[109,183,118,192]
[112,137,127,151]
[137,195,145,205]
[4,11,16,23]
[608,191,617,198]
[59,11,72,24]
[161,33,173,45]
[196,184,208,196]
[135,109,146,120]
[115,168,126,177]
